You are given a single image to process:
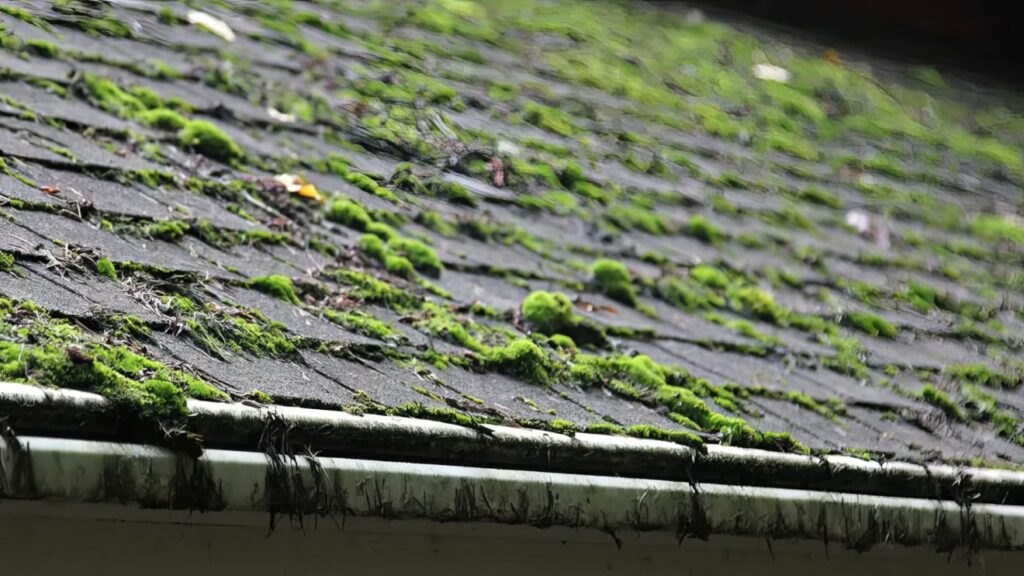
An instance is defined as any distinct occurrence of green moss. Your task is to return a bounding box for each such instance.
[326,197,371,230]
[179,120,243,163]
[487,339,553,385]
[246,275,301,305]
[25,39,58,58]
[359,233,388,261]
[522,291,577,335]
[388,237,442,277]
[847,311,897,339]
[624,424,702,447]
[591,258,637,307]
[144,220,190,241]
[0,251,15,273]
[522,101,575,136]
[689,265,729,289]
[687,215,724,244]
[0,338,201,421]
[905,282,937,312]
[417,210,458,237]
[95,257,117,281]
[605,202,669,235]
[824,336,869,379]
[137,108,187,130]
[83,73,149,117]
[970,215,1024,246]
[799,185,843,209]
[324,309,401,341]
[247,390,275,404]
[384,254,416,279]
[945,363,1022,389]
[331,269,420,311]
[920,385,964,421]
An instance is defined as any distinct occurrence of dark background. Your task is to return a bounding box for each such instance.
[678,0,1021,82]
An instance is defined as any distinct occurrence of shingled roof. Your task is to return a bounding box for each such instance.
[1,0,1023,470]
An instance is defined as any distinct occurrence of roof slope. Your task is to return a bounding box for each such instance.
[1,0,1023,467]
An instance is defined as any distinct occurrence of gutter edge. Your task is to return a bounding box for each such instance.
[1,382,1023,505]
[2,434,1024,552]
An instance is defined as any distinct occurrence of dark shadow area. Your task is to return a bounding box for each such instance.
[672,0,1022,84]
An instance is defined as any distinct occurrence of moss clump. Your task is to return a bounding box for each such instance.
[687,215,724,244]
[689,264,729,290]
[246,275,301,305]
[83,73,148,117]
[138,108,187,131]
[144,220,190,241]
[906,282,937,312]
[487,339,553,385]
[522,291,577,335]
[624,424,702,448]
[388,237,442,277]
[25,39,59,58]
[179,120,243,163]
[95,257,117,280]
[384,254,416,279]
[920,385,964,421]
[605,202,669,235]
[0,340,203,421]
[331,269,420,311]
[799,186,843,209]
[359,233,388,261]
[945,363,1022,389]
[324,309,401,341]
[0,251,15,273]
[847,311,897,338]
[522,101,575,136]
[326,197,371,230]
[591,258,637,307]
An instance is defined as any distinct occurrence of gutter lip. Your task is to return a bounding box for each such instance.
[4,434,1024,552]
[2,381,1023,506]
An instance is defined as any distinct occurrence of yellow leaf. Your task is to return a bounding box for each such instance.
[297,183,323,203]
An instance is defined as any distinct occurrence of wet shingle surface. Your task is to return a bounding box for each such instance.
[1,0,1023,466]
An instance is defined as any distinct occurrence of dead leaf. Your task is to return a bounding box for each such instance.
[297,183,324,203]
[39,185,61,195]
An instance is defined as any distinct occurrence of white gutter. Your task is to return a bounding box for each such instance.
[2,382,1022,504]
[3,434,1024,551]
[3,382,1024,551]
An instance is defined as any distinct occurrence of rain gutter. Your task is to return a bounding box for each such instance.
[2,382,1024,550]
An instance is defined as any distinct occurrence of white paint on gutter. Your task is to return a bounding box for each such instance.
[4,381,1024,551]
[3,434,1024,551]
[3,382,1023,503]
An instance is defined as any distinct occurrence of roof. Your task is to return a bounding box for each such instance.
[0,0,1023,471]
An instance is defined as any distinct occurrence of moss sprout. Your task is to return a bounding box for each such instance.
[326,197,371,230]
[388,237,442,277]
[138,108,187,130]
[0,251,15,273]
[144,220,190,241]
[179,120,243,163]
[920,385,964,420]
[246,275,301,305]
[95,257,117,280]
[687,215,724,244]
[522,291,577,335]
[591,258,637,307]
[487,339,553,385]
[847,311,897,338]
